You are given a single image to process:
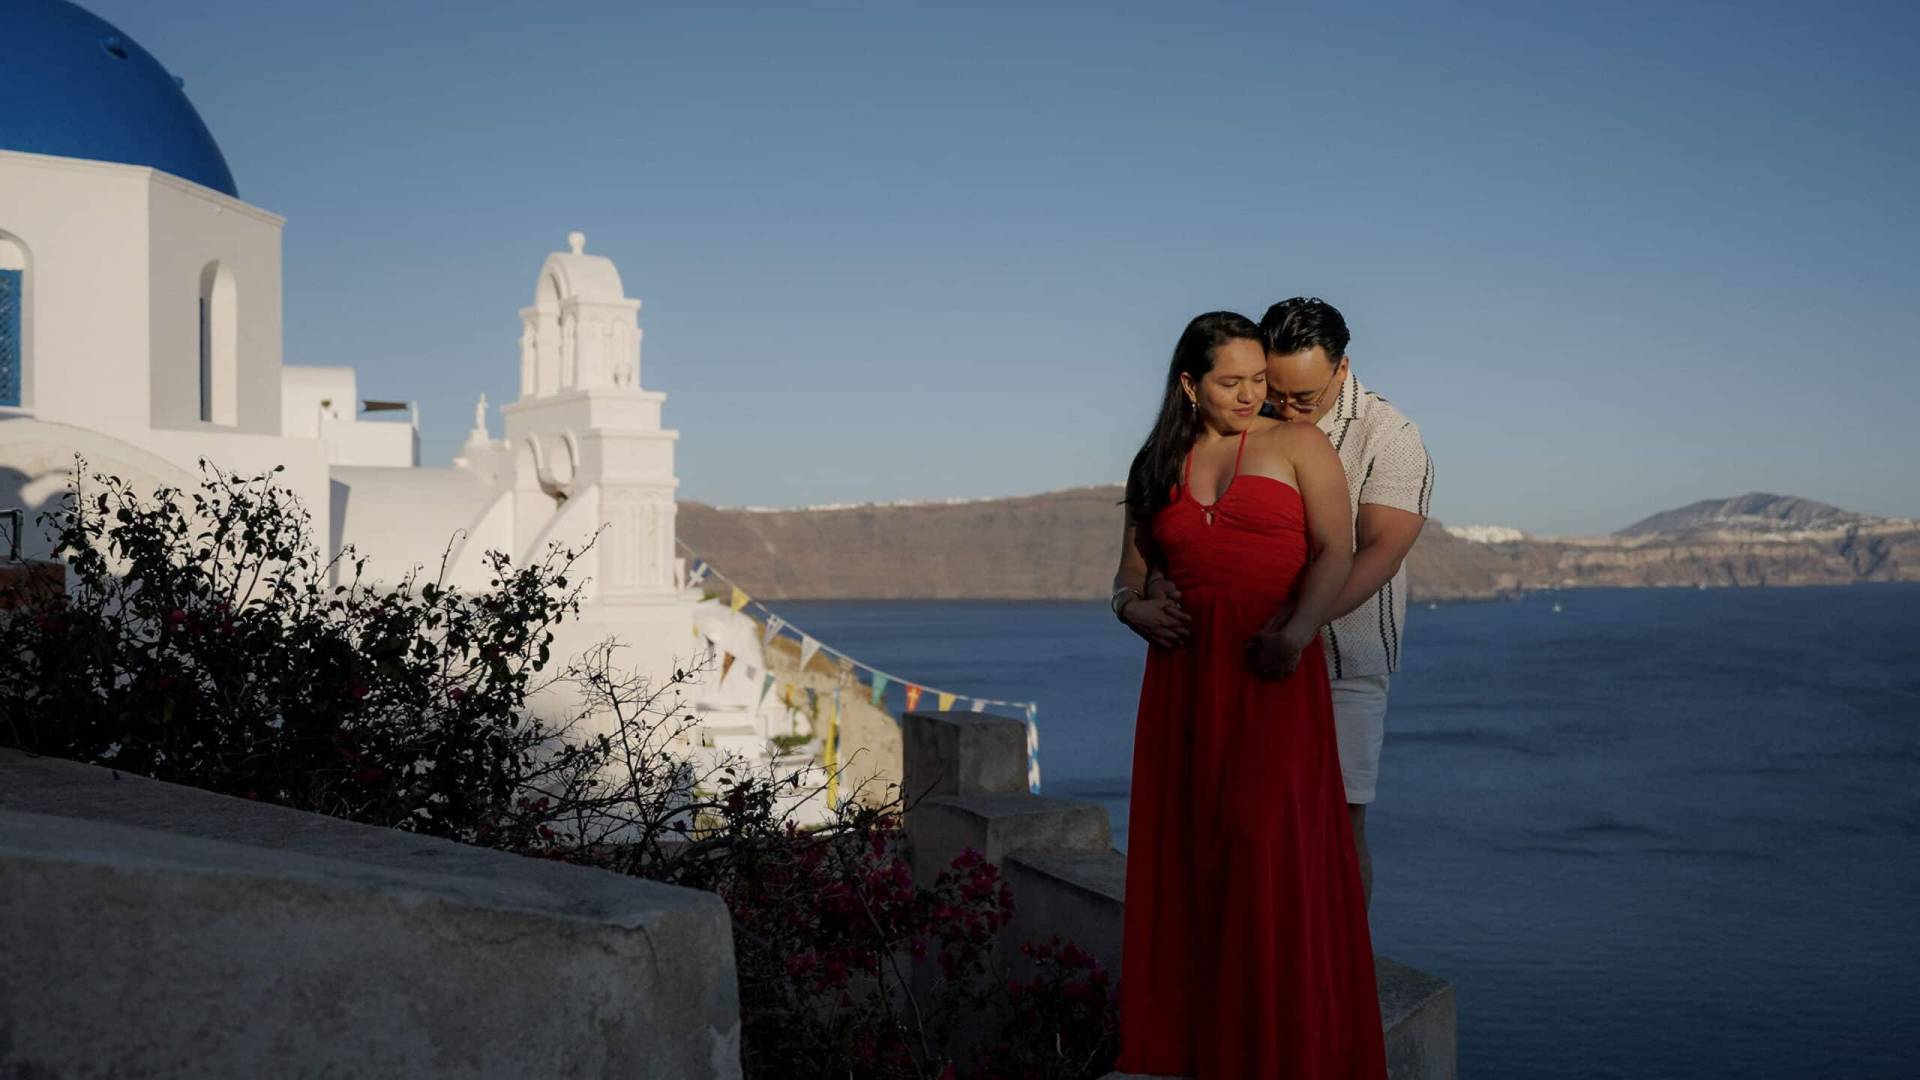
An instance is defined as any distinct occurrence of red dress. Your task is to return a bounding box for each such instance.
[1119,435,1387,1078]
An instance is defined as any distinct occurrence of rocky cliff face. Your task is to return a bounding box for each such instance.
[678,489,1919,601]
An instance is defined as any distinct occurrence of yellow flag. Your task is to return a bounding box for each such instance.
[824,693,840,809]
[937,692,957,712]
[730,587,749,613]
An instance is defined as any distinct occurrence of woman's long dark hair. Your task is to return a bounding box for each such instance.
[1124,310,1264,524]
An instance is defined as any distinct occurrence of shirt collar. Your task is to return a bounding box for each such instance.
[1316,371,1363,433]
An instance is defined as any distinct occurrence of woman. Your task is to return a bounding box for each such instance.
[1111,311,1386,1078]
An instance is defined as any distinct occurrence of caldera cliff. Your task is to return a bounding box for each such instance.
[677,491,1919,601]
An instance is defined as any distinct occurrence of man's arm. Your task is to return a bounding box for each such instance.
[1299,416,1433,624]
[1327,503,1425,620]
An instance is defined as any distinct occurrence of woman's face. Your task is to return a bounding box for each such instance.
[1182,337,1267,432]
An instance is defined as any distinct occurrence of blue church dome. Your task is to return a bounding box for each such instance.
[0,0,238,197]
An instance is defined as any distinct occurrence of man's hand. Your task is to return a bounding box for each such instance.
[1244,620,1315,679]
[1122,596,1191,649]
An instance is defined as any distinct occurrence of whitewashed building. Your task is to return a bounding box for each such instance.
[0,1,791,758]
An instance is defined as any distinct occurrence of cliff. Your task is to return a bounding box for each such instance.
[678,489,1920,601]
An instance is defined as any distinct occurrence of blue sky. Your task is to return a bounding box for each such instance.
[91,0,1919,534]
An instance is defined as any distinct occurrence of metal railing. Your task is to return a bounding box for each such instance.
[2,508,21,562]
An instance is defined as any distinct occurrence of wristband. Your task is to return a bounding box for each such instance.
[1110,586,1143,622]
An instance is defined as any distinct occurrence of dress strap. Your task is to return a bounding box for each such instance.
[1181,444,1194,494]
[1231,429,1248,479]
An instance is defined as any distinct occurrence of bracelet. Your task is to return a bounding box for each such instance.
[1110,586,1143,622]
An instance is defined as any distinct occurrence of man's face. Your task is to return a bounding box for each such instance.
[1265,346,1345,425]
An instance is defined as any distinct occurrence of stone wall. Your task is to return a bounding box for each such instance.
[896,712,1458,1080]
[0,750,743,1079]
[763,630,903,807]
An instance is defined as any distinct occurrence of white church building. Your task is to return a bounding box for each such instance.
[1,0,790,765]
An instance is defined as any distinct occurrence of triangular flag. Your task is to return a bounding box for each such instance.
[721,652,735,681]
[730,587,750,613]
[759,673,776,707]
[688,560,710,587]
[806,687,818,714]
[799,635,822,672]
[971,698,987,712]
[937,692,957,712]
[870,672,890,707]
[763,615,786,647]
[904,684,923,712]
[782,683,795,709]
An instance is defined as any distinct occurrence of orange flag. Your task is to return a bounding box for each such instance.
[905,684,923,712]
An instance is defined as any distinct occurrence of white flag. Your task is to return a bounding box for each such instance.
[799,634,822,672]
[763,615,786,647]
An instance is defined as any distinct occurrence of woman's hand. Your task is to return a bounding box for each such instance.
[1123,596,1191,649]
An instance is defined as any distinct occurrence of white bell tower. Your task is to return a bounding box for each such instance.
[500,232,689,682]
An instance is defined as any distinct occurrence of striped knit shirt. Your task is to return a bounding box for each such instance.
[1312,374,1432,678]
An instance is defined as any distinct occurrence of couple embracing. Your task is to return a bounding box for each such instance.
[1110,298,1431,1078]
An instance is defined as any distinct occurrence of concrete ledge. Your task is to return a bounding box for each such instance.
[0,751,742,1079]
[1003,849,1126,971]
[906,792,1112,885]
[902,710,1031,799]
[1377,955,1458,1080]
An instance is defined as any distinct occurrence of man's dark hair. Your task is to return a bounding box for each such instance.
[1260,296,1350,361]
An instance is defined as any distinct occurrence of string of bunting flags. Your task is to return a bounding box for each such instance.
[682,544,1041,794]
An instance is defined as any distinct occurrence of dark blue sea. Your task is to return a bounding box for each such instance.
[779,585,1920,1079]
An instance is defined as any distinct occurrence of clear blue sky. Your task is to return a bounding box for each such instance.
[93,0,1918,534]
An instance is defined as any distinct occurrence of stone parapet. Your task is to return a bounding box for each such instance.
[0,750,742,1079]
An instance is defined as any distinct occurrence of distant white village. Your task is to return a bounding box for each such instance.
[0,2,803,779]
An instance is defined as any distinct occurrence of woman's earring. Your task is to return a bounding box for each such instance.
[1188,397,1196,411]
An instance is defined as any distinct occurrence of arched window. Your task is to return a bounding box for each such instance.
[0,231,27,409]
[198,261,237,424]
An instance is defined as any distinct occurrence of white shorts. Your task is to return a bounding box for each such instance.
[1331,674,1390,805]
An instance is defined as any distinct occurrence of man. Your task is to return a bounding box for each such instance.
[1129,296,1432,908]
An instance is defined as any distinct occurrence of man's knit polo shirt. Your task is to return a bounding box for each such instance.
[1309,373,1432,678]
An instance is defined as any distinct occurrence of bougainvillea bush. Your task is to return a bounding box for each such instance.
[0,462,1117,1079]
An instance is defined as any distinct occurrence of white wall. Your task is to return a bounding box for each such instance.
[282,366,416,466]
[0,151,153,431]
[329,466,505,587]
[147,169,284,436]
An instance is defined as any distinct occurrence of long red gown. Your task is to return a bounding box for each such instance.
[1118,438,1388,1078]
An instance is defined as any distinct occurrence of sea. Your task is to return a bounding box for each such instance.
[778,585,1920,1079]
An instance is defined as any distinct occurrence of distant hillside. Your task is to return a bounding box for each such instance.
[1616,493,1867,538]
[677,489,1920,601]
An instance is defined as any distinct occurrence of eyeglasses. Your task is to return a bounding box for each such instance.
[1271,362,1342,414]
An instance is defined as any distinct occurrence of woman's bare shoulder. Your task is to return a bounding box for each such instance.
[1249,418,1332,452]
